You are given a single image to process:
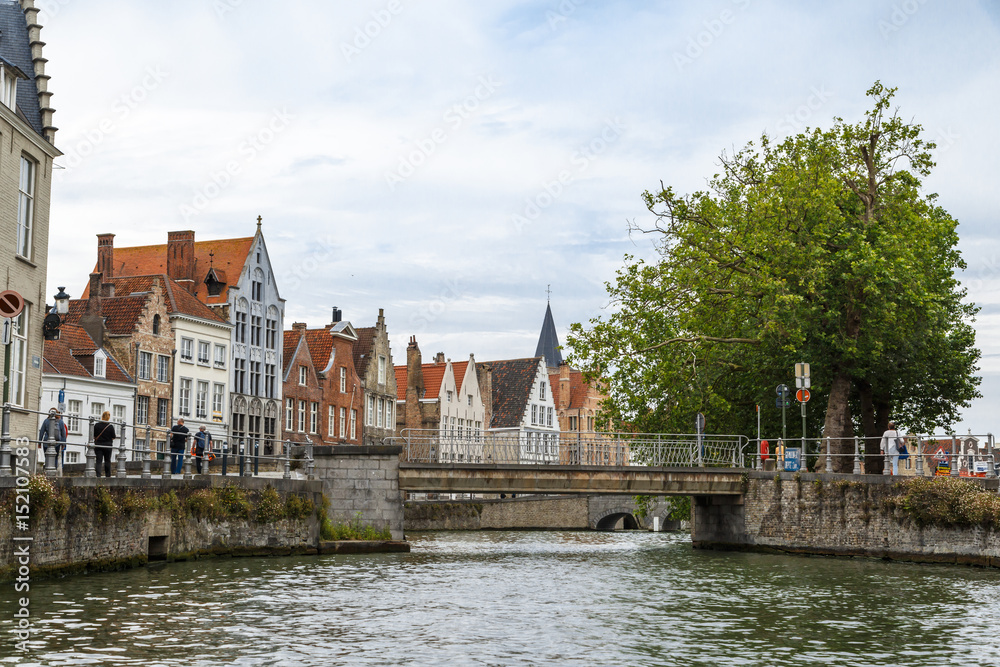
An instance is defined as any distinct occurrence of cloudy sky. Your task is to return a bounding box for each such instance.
[38,0,1000,432]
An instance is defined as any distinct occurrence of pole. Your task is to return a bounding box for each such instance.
[801,399,807,470]
[781,387,787,442]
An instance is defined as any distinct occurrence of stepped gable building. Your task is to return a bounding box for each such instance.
[281,318,363,446]
[84,221,284,453]
[351,308,397,446]
[65,273,174,455]
[484,357,559,464]
[0,0,60,438]
[394,337,485,462]
[40,324,135,464]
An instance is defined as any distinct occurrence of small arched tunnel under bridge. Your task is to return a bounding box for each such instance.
[594,509,641,531]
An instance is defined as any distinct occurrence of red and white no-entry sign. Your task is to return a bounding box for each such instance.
[796,388,811,403]
[0,290,24,318]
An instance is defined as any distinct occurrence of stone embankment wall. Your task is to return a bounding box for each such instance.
[405,495,680,531]
[692,471,1000,567]
[0,476,323,579]
[312,446,404,540]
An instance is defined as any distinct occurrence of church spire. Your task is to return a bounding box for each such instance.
[535,301,563,369]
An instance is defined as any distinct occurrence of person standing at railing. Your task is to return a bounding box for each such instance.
[94,411,116,478]
[169,418,190,475]
[194,425,212,474]
[881,421,903,475]
[38,408,68,466]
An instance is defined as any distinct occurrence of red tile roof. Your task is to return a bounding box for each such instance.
[549,369,594,410]
[303,329,335,374]
[394,362,450,401]
[451,361,469,393]
[64,295,149,336]
[395,366,407,400]
[83,236,255,304]
[43,324,133,383]
[282,330,301,376]
[109,275,226,323]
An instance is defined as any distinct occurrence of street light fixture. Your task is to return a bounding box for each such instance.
[43,286,70,340]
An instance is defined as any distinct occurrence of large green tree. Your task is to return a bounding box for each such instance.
[568,83,980,472]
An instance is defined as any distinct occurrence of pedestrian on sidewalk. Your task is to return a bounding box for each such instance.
[38,408,68,466]
[194,425,212,474]
[881,421,903,475]
[94,411,116,477]
[169,418,189,475]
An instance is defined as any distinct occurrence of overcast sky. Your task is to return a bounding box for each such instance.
[39,0,1000,434]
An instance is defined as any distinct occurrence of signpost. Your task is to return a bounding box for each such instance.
[795,362,810,465]
[784,447,801,472]
[776,384,789,441]
[0,291,24,406]
[696,412,706,467]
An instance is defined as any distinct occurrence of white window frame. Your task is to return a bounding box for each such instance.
[138,351,152,381]
[196,380,209,419]
[197,340,210,365]
[310,402,319,434]
[340,367,346,393]
[540,382,546,400]
[93,353,106,378]
[180,337,194,362]
[350,409,357,441]
[328,406,336,436]
[298,400,306,432]
[214,344,227,369]
[212,383,225,419]
[299,366,307,386]
[378,355,386,385]
[179,378,192,416]
[367,395,375,426]
[16,157,34,259]
[286,398,294,431]
[8,308,27,407]
[156,354,170,383]
[339,407,346,438]
[67,399,82,434]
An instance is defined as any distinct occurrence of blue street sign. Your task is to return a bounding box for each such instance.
[784,447,801,472]
[775,398,791,409]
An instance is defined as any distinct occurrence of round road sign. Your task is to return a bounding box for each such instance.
[776,384,789,397]
[796,389,811,402]
[0,290,24,318]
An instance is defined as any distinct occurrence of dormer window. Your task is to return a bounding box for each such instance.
[0,59,26,111]
[94,352,106,379]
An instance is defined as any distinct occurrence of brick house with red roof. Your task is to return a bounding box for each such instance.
[40,323,136,464]
[352,308,398,446]
[281,320,364,445]
[549,363,616,464]
[83,221,284,454]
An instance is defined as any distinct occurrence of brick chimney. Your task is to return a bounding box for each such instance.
[559,362,571,410]
[167,230,196,292]
[434,352,445,364]
[292,322,308,332]
[404,336,425,435]
[478,362,493,429]
[96,233,115,278]
[79,273,105,348]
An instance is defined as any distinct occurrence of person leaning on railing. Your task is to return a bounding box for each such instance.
[169,418,189,475]
[38,408,68,465]
[881,421,903,475]
[94,411,116,478]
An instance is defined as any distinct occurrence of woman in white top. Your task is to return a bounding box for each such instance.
[881,421,903,475]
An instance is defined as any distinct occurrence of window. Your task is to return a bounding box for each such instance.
[213,383,225,419]
[340,367,346,393]
[531,405,538,425]
[467,394,472,406]
[447,390,453,403]
[540,382,546,400]
[350,409,357,440]
[138,351,152,380]
[249,361,261,395]
[1,66,18,109]
[457,418,463,440]
[16,157,34,258]
[378,356,386,384]
[91,402,105,418]
[252,268,264,301]
[328,406,336,436]
[156,355,170,383]
[310,402,319,433]
[113,405,126,424]
[197,341,210,365]
[265,363,276,398]
[67,400,82,433]
[266,316,278,349]
[235,305,248,343]
[386,401,393,428]
[179,379,192,416]
[299,366,307,386]
[136,396,149,425]
[298,400,306,432]
[286,398,294,431]
[196,381,209,419]
[251,315,262,346]
[234,357,246,393]
[66,451,80,464]
[547,407,553,427]
[339,407,346,438]
[152,314,161,335]
[180,338,194,361]
[377,398,384,428]
[214,344,226,368]
[8,309,27,407]
[569,416,578,431]
[367,395,375,426]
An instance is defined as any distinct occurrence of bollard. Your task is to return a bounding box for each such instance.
[242,444,251,477]
[283,440,291,480]
[44,418,58,477]
[950,433,959,477]
[184,434,193,480]
[117,428,127,478]
[162,438,171,479]
[986,433,996,480]
[141,430,151,479]
[825,437,833,473]
[253,440,260,476]
[221,441,228,476]
[0,404,11,476]
[85,416,96,478]
[852,437,861,475]
[306,442,315,481]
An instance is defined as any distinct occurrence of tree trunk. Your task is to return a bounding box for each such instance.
[858,381,892,474]
[823,370,854,473]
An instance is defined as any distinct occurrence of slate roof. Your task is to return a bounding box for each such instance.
[83,237,255,305]
[0,1,44,137]
[535,303,563,368]
[485,357,542,429]
[352,327,376,376]
[43,324,133,384]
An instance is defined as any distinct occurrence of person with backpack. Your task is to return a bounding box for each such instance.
[38,408,68,467]
[880,421,904,475]
[93,411,116,478]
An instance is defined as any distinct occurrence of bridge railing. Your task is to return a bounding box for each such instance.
[395,429,749,468]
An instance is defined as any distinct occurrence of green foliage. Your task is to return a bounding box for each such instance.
[215,485,251,519]
[632,495,653,519]
[889,477,1000,529]
[284,493,314,521]
[51,490,70,519]
[185,489,221,520]
[325,512,392,541]
[667,496,691,522]
[158,490,185,521]
[253,486,285,523]
[27,475,55,517]
[95,487,118,520]
[567,82,979,446]
[119,490,155,516]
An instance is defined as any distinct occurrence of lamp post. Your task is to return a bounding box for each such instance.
[42,287,70,341]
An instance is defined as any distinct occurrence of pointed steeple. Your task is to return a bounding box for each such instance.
[535,302,563,369]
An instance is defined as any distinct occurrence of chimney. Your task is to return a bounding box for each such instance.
[97,233,115,278]
[559,362,571,410]
[478,362,493,429]
[331,307,342,324]
[434,352,445,364]
[292,322,307,332]
[405,336,425,434]
[79,273,105,348]
[166,230,196,291]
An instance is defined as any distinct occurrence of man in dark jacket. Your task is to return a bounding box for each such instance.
[193,425,212,474]
[38,409,68,467]
[169,418,189,475]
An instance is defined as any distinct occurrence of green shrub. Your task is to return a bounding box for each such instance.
[158,490,185,521]
[892,477,1000,529]
[215,485,251,519]
[186,489,220,520]
[120,490,154,516]
[27,475,55,517]
[667,496,691,522]
[284,493,314,521]
[51,490,71,519]
[325,512,391,540]
[95,486,118,520]
[253,486,285,523]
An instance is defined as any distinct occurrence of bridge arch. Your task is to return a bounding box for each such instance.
[593,507,641,531]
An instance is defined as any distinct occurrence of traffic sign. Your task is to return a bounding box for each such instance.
[0,290,24,318]
[784,447,801,472]
[796,388,811,403]
[775,398,791,409]
[0,318,10,345]
[776,384,789,397]
[795,362,811,388]
[696,412,706,434]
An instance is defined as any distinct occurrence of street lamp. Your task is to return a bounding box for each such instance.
[42,286,70,340]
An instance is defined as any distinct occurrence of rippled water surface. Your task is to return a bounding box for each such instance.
[2,531,1000,666]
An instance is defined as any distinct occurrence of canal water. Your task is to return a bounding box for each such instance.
[2,531,1000,666]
